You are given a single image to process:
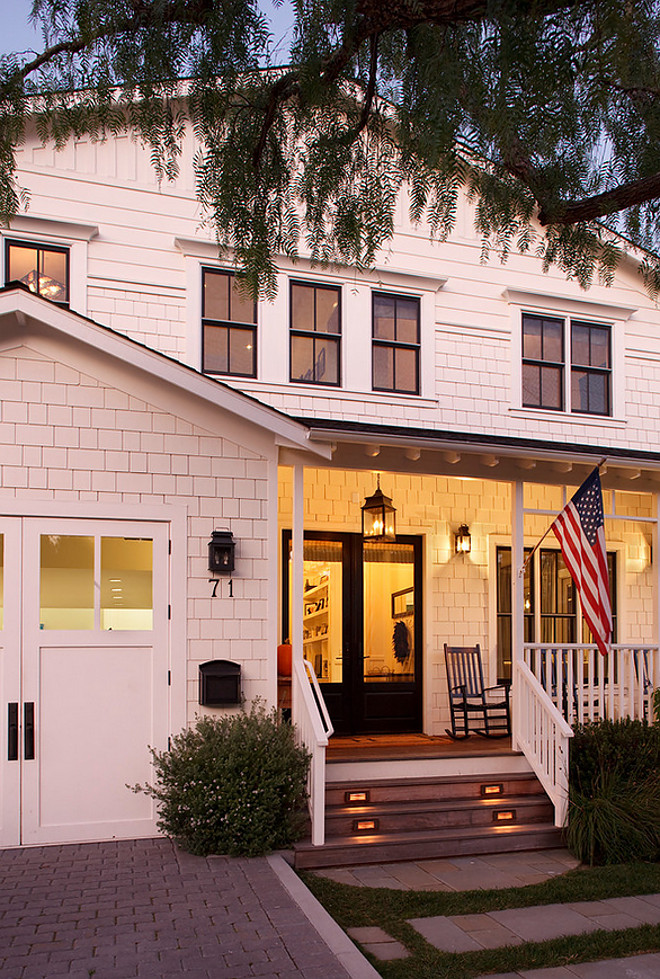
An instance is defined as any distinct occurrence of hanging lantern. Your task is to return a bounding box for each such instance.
[361,477,396,542]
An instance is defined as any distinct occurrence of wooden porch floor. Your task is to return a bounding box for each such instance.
[326,733,515,762]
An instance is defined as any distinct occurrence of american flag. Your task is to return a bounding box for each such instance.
[551,468,612,657]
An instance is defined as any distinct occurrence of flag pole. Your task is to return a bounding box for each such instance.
[517,457,608,577]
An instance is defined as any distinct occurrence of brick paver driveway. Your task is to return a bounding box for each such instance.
[0,838,351,979]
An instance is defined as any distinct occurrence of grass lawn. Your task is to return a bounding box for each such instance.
[301,862,660,978]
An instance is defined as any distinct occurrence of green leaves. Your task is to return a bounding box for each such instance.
[4,0,660,294]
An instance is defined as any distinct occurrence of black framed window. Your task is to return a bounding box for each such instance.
[372,292,420,394]
[571,320,611,416]
[496,546,617,672]
[290,281,341,385]
[202,268,257,377]
[522,313,564,410]
[5,239,69,307]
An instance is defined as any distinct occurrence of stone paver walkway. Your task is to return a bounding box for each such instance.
[479,953,660,978]
[313,848,581,891]
[0,838,366,979]
[408,893,660,952]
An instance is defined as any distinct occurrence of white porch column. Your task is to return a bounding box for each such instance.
[291,462,304,726]
[655,491,660,656]
[511,479,525,751]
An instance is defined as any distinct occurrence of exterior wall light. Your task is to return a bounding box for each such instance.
[361,477,396,541]
[208,530,236,573]
[455,524,472,554]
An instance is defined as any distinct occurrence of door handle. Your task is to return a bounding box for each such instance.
[24,702,35,760]
[7,703,18,761]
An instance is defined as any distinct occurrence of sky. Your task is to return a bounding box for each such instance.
[0,0,295,58]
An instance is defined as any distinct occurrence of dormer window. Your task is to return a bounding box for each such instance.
[5,239,69,307]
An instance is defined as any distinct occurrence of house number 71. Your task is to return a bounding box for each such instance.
[208,578,233,598]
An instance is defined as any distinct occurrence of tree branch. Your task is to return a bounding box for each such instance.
[539,171,660,225]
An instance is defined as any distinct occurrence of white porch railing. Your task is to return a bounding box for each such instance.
[514,659,573,827]
[292,657,334,846]
[523,644,659,725]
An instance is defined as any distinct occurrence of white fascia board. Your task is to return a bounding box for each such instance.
[9,215,100,242]
[502,288,637,321]
[0,288,330,459]
[305,424,660,472]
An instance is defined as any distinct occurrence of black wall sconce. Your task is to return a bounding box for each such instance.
[455,524,471,554]
[208,530,236,573]
[361,476,396,542]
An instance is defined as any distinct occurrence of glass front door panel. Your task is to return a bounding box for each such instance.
[363,542,415,683]
[101,538,154,630]
[40,535,95,630]
[301,540,343,683]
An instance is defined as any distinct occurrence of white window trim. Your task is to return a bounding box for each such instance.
[505,289,632,422]
[3,217,99,317]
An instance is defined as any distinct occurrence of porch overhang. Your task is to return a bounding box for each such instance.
[292,418,660,492]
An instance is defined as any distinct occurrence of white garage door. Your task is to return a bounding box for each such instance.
[0,518,170,847]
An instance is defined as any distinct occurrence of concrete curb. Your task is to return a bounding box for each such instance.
[267,853,382,979]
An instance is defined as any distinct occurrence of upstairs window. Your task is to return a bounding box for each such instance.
[571,320,611,416]
[290,281,341,385]
[202,268,257,377]
[522,312,612,416]
[372,292,420,395]
[5,239,69,307]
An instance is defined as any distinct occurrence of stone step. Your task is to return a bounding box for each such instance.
[325,793,554,837]
[293,822,564,870]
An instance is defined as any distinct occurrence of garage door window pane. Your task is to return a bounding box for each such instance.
[40,535,94,629]
[101,538,153,630]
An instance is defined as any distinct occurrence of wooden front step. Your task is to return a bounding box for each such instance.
[293,770,563,870]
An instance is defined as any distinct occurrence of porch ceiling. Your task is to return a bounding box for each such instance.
[286,420,660,493]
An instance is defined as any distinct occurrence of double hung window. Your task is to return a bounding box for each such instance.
[5,239,69,307]
[202,268,257,377]
[522,313,611,416]
[372,292,420,394]
[290,281,341,385]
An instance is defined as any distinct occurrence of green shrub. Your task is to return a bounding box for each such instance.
[567,719,660,865]
[133,701,310,857]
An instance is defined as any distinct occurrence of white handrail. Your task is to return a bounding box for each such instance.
[292,657,334,846]
[515,659,573,827]
[523,644,658,724]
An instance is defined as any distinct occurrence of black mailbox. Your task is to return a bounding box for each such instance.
[199,660,241,706]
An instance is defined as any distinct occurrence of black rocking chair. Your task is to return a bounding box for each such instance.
[444,643,511,739]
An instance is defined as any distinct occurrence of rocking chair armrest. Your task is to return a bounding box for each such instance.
[483,683,511,700]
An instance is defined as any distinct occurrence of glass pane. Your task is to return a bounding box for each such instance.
[203,323,229,373]
[101,538,153,630]
[396,299,419,343]
[588,373,608,414]
[540,365,562,408]
[522,316,542,360]
[0,535,3,630]
[571,323,590,367]
[291,334,314,382]
[314,337,339,384]
[296,540,343,684]
[373,295,395,340]
[229,277,256,324]
[373,344,394,389]
[590,326,610,368]
[315,287,340,334]
[203,270,229,320]
[40,249,67,302]
[291,283,315,332]
[522,363,540,406]
[228,326,255,376]
[394,346,418,393]
[363,542,415,683]
[40,535,94,630]
[7,244,39,292]
[542,319,563,362]
[571,369,589,412]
